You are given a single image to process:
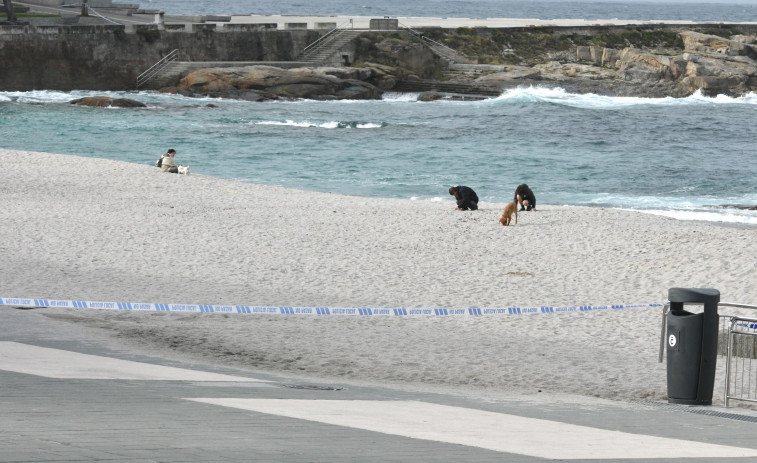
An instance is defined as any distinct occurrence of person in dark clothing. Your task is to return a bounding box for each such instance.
[449,185,479,211]
[514,184,536,211]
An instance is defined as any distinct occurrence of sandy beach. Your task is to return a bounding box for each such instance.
[2,148,756,403]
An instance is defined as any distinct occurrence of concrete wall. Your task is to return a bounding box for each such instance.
[20,0,67,5]
[0,26,319,90]
[5,22,756,91]
[20,0,127,7]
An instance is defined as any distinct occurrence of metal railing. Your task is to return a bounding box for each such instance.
[82,4,122,26]
[399,22,476,64]
[658,302,671,363]
[136,49,179,89]
[299,20,353,58]
[724,308,757,407]
[658,301,757,407]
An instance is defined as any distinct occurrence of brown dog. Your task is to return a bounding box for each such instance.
[499,200,518,226]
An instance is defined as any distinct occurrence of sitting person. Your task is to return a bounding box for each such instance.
[449,185,479,211]
[514,183,536,211]
[160,149,179,174]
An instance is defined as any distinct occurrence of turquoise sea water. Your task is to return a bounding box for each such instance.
[1,87,756,224]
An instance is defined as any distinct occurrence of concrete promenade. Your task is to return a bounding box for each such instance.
[2,306,757,462]
[224,15,708,30]
[15,2,757,30]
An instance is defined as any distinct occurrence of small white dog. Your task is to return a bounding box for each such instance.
[178,165,190,175]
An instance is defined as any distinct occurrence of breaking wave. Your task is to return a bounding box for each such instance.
[560,192,757,225]
[254,120,385,129]
[489,86,757,109]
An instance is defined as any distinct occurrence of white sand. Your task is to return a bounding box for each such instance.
[2,148,756,402]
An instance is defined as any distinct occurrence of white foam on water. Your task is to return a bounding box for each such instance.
[254,120,384,129]
[382,92,420,102]
[5,87,756,110]
[632,208,757,225]
[0,89,223,106]
[258,120,322,128]
[0,90,90,104]
[564,192,757,225]
[410,196,446,201]
[488,86,757,109]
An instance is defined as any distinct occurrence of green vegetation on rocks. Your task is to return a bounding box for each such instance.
[567,29,684,49]
[414,26,747,65]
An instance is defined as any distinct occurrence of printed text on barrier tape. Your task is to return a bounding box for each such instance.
[0,297,662,316]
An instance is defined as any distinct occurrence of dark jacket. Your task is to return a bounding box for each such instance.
[514,184,536,208]
[454,185,479,209]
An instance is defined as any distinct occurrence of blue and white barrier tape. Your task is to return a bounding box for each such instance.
[0,297,662,316]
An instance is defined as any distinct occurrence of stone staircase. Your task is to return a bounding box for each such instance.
[135,29,491,94]
[420,38,478,66]
[138,61,190,90]
[296,29,364,65]
[136,27,366,90]
[442,63,509,80]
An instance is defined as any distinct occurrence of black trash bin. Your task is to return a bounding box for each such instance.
[666,287,720,405]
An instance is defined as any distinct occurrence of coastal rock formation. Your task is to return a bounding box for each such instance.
[470,30,757,97]
[156,27,757,100]
[175,65,392,101]
[4,25,757,98]
[69,96,147,108]
[355,35,442,80]
[720,204,757,210]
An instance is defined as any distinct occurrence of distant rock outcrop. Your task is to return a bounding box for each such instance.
[472,30,757,97]
[174,65,402,101]
[438,31,757,97]
[164,28,757,100]
[70,96,146,108]
[720,204,757,210]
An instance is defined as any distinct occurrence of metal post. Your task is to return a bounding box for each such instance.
[659,303,669,363]
[724,317,734,407]
[719,303,757,407]
[155,11,165,30]
[81,0,88,17]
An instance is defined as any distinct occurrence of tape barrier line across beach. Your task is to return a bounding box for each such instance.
[0,297,662,317]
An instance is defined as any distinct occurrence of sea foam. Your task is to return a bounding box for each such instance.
[255,120,384,129]
[489,86,757,109]
[636,208,757,225]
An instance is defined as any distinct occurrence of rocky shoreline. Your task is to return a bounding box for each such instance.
[170,65,394,101]
[163,28,757,100]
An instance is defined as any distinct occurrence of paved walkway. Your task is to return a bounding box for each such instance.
[223,15,712,29]
[2,307,757,462]
[17,2,752,29]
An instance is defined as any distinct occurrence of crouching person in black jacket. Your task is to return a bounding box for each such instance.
[449,185,479,211]
[514,183,536,211]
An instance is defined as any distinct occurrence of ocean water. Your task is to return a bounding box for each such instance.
[1,87,756,224]
[138,0,757,23]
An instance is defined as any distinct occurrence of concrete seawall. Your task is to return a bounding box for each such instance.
[0,25,318,91]
[2,18,757,92]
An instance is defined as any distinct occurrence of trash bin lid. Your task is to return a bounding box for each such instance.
[668,287,720,304]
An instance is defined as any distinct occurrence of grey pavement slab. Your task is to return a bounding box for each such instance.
[2,307,757,462]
